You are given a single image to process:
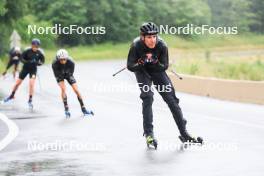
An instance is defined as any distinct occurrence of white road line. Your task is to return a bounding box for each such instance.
[0,113,19,151]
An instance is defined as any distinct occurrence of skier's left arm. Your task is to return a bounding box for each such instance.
[155,44,169,72]
[37,49,45,66]
[21,50,29,64]
[9,51,13,61]
[68,60,75,76]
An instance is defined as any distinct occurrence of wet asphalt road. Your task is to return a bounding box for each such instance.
[0,60,264,176]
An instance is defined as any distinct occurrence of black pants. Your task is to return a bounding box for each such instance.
[6,60,19,70]
[135,70,187,136]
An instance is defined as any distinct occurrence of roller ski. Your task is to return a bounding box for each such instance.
[1,96,14,104]
[82,107,94,117]
[146,135,158,150]
[179,132,203,145]
[65,110,71,118]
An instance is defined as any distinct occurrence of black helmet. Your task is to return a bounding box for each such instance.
[140,22,159,35]
[31,38,41,46]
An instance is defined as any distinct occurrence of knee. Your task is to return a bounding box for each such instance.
[183,118,187,126]
[165,95,180,106]
[71,83,78,93]
[61,87,66,94]
[16,80,22,86]
[140,93,153,105]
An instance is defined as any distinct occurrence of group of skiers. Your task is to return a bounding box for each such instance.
[1,22,203,149]
[2,39,93,117]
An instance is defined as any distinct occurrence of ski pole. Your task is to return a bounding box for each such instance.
[170,70,183,80]
[112,66,127,77]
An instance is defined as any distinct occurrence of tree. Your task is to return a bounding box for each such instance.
[0,0,28,55]
[208,0,254,32]
[250,0,264,33]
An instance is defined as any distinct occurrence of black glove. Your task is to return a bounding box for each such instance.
[64,71,73,78]
[137,58,145,65]
[29,58,36,64]
[143,53,158,65]
[37,60,43,66]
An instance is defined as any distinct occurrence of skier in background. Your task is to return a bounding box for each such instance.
[52,49,94,118]
[2,46,22,79]
[2,38,45,109]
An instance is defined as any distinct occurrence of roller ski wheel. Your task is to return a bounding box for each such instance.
[146,135,158,150]
[82,107,94,117]
[65,110,71,118]
[179,134,203,145]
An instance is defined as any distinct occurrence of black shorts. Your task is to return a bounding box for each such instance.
[19,67,37,80]
[6,60,19,69]
[56,75,76,85]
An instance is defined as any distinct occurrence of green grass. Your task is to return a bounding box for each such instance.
[162,33,264,50]
[44,42,130,64]
[165,34,264,81]
[0,61,4,72]
[43,34,264,63]
[172,55,264,81]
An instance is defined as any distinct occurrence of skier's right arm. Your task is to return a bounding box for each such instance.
[9,53,13,61]
[52,60,63,80]
[21,50,29,64]
[68,60,75,76]
[8,48,14,61]
[127,44,143,72]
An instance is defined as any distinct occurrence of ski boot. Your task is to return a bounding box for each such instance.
[82,107,94,117]
[28,100,33,110]
[1,72,7,79]
[65,110,71,118]
[146,134,158,150]
[179,132,203,145]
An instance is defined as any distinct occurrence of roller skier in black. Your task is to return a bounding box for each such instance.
[2,38,45,109]
[127,22,203,149]
[2,46,22,79]
[52,49,94,118]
